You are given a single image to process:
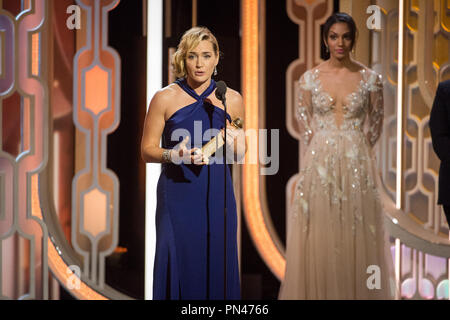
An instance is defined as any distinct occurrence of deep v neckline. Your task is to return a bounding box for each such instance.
[314,68,366,107]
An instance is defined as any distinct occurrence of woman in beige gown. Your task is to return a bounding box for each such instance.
[279,13,395,300]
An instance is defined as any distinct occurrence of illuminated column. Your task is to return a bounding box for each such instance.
[145,0,163,301]
[242,0,289,280]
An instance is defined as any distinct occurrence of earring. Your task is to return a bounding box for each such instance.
[325,45,329,53]
[214,66,218,76]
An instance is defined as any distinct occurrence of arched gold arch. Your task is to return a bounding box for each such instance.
[241,0,334,281]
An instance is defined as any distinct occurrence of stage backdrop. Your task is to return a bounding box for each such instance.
[1,0,450,300]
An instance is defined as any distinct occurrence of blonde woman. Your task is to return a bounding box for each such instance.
[141,27,245,300]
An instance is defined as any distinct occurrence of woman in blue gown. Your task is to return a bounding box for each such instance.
[141,27,245,300]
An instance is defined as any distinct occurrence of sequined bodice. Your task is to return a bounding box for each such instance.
[296,67,384,147]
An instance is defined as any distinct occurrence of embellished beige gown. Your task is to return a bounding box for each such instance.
[279,67,395,300]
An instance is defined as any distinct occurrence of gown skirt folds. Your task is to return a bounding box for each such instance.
[153,79,241,300]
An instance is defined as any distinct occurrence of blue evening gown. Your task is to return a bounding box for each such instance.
[152,78,241,300]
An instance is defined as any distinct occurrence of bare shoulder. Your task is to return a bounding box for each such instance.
[148,83,180,111]
[351,60,367,71]
[314,61,328,71]
[352,63,383,91]
[353,61,379,77]
[225,88,244,118]
[226,88,243,104]
[152,83,179,102]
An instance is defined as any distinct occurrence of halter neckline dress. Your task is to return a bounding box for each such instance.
[153,78,241,300]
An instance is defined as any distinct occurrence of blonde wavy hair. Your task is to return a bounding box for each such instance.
[171,26,220,79]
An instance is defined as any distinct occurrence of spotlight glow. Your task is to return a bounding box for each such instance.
[145,0,163,301]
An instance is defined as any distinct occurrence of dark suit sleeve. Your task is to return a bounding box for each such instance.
[430,83,450,162]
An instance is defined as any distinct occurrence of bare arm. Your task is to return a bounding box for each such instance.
[141,90,168,163]
[222,90,247,161]
[141,89,206,165]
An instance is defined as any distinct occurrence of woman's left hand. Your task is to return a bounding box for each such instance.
[221,120,244,147]
[192,148,209,165]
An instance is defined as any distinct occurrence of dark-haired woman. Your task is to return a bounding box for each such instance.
[279,13,395,299]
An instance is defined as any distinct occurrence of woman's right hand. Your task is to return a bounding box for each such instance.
[171,136,208,165]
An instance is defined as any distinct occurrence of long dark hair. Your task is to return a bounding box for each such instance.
[322,12,358,50]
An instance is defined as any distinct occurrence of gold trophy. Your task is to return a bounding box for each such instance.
[199,117,243,160]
